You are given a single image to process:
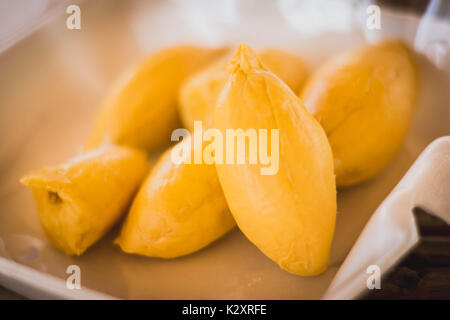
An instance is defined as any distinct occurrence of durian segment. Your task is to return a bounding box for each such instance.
[21,145,149,255]
[301,40,419,187]
[85,45,228,151]
[116,140,235,258]
[213,44,336,276]
[259,49,308,94]
[179,48,308,131]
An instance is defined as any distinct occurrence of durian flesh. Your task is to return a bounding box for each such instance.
[213,45,337,276]
[115,140,235,258]
[85,45,228,152]
[21,146,149,255]
[178,48,308,131]
[301,40,419,187]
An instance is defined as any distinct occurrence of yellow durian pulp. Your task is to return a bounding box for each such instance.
[85,45,228,152]
[115,140,235,258]
[301,40,419,187]
[213,44,336,276]
[179,48,308,130]
[21,146,149,255]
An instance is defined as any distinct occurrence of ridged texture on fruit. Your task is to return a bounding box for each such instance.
[178,48,308,131]
[214,44,336,276]
[115,140,235,258]
[301,40,419,187]
[85,45,228,152]
[21,146,149,255]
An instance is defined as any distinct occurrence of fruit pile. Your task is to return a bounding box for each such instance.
[21,41,418,276]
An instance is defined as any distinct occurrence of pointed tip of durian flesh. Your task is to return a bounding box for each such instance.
[20,166,69,190]
[227,44,264,75]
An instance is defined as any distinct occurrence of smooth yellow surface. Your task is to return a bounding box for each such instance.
[301,40,419,187]
[179,48,308,130]
[85,45,228,152]
[21,146,149,255]
[258,49,308,94]
[116,141,235,258]
[213,44,336,276]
